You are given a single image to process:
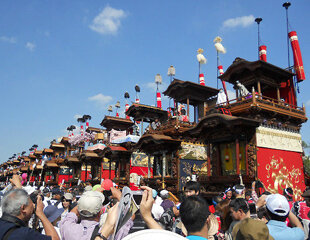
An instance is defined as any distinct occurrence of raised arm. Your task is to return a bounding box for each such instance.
[36,196,60,240]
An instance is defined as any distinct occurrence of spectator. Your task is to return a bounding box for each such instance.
[292,189,310,239]
[60,190,118,240]
[226,198,249,239]
[266,194,304,240]
[50,188,63,209]
[43,205,63,237]
[61,193,74,221]
[225,188,233,200]
[233,185,245,199]
[180,195,212,240]
[233,218,274,240]
[0,175,60,240]
[184,181,200,197]
[160,190,174,211]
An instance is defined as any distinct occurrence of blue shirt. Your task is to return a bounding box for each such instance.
[267,220,304,240]
[186,235,208,240]
[0,219,51,240]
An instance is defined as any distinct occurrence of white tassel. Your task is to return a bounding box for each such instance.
[197,53,207,64]
[215,42,226,54]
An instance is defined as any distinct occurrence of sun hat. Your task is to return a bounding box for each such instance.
[122,229,186,240]
[160,190,169,198]
[266,194,290,216]
[233,218,274,240]
[44,205,64,223]
[92,184,101,191]
[78,191,105,217]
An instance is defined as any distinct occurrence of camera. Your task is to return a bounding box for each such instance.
[30,191,44,204]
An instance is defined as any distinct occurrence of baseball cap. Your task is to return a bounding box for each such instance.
[266,194,290,216]
[101,179,113,191]
[78,191,105,217]
[52,188,63,196]
[44,205,64,223]
[63,193,73,201]
[152,189,158,198]
[233,184,245,195]
[233,218,274,240]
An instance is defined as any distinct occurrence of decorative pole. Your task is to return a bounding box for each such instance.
[155,74,162,108]
[196,48,207,83]
[167,66,175,113]
[283,2,291,69]
[115,101,121,117]
[135,85,140,103]
[124,92,130,119]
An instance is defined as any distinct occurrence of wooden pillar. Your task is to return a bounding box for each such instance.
[109,160,111,179]
[276,87,281,102]
[147,154,151,178]
[187,98,190,117]
[236,139,240,175]
[216,145,221,176]
[141,118,144,136]
[162,152,166,189]
[207,143,211,177]
[257,81,262,98]
[245,142,249,176]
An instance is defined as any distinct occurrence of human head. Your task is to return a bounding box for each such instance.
[283,187,293,201]
[229,198,249,221]
[225,188,233,200]
[245,190,252,201]
[160,190,169,200]
[180,195,211,234]
[1,189,34,223]
[62,193,73,209]
[266,194,290,222]
[233,184,245,198]
[44,205,64,225]
[184,181,200,197]
[52,188,63,200]
[78,190,105,219]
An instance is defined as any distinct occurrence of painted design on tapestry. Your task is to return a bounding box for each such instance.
[131,152,154,167]
[179,142,208,160]
[179,160,208,190]
[265,156,303,201]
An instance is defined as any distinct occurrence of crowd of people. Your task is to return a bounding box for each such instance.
[0,174,309,240]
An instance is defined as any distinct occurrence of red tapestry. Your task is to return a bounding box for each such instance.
[257,147,306,201]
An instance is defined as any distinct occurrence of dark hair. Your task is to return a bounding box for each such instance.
[245,190,252,197]
[257,206,270,221]
[184,181,200,194]
[215,199,233,231]
[229,198,249,214]
[283,188,293,200]
[266,208,288,222]
[180,195,210,233]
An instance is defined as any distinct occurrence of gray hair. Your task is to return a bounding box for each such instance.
[1,189,29,216]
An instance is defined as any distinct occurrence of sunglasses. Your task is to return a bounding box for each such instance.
[62,199,72,202]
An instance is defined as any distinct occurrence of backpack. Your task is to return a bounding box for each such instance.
[159,207,175,231]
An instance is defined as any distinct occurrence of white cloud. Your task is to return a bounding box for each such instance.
[89,6,127,35]
[222,15,255,28]
[0,36,16,44]
[74,114,82,120]
[88,93,113,108]
[25,42,36,51]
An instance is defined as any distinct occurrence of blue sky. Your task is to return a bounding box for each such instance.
[1,0,310,162]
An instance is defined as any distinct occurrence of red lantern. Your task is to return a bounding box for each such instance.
[156,92,162,108]
[259,45,267,62]
[199,73,205,86]
[289,31,305,82]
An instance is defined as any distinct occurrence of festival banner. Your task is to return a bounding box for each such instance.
[257,147,306,201]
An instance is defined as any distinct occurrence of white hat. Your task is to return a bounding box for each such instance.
[84,185,92,192]
[78,191,105,217]
[122,229,186,240]
[160,190,169,198]
[63,193,73,200]
[266,194,290,216]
